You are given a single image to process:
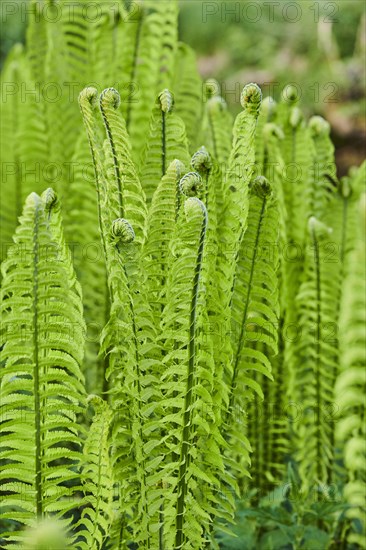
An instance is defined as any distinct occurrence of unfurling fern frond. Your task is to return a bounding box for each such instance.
[228,176,280,483]
[220,83,262,268]
[77,395,114,550]
[160,197,231,548]
[0,192,86,544]
[141,158,187,327]
[100,87,147,244]
[215,84,262,420]
[307,116,337,220]
[139,89,190,205]
[335,194,366,548]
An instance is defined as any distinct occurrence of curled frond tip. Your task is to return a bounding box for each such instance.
[100,87,121,110]
[179,172,204,197]
[184,196,207,221]
[78,86,98,108]
[41,188,58,211]
[309,115,330,136]
[191,146,212,173]
[252,176,272,199]
[240,82,262,111]
[158,89,174,113]
[111,218,135,244]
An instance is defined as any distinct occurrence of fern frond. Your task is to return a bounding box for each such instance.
[0,192,86,543]
[307,116,337,219]
[215,84,262,405]
[77,395,114,550]
[25,0,48,83]
[153,0,179,90]
[295,217,339,491]
[101,216,161,547]
[120,2,174,158]
[228,176,279,478]
[159,197,231,548]
[335,194,366,548]
[139,89,190,204]
[100,87,147,244]
[221,83,262,257]
[141,158,186,327]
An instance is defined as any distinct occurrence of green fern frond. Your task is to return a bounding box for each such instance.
[139,89,190,204]
[215,84,262,403]
[120,2,175,159]
[141,158,186,327]
[295,217,339,491]
[77,395,114,550]
[0,191,86,543]
[153,0,179,90]
[335,194,366,548]
[100,87,147,244]
[160,197,231,548]
[25,0,48,83]
[307,116,337,219]
[221,83,262,255]
[228,176,279,478]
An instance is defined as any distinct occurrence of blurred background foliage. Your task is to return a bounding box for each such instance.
[1,0,365,174]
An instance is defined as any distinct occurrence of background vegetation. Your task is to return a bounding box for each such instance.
[1,0,365,174]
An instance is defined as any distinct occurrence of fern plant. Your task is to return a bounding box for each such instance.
[1,1,365,548]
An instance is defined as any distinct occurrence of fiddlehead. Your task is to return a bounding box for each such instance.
[191,146,212,174]
[111,218,136,244]
[179,171,205,198]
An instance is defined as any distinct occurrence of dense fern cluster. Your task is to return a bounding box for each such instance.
[0,1,365,549]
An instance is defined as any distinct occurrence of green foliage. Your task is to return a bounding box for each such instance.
[0,191,86,542]
[0,1,364,549]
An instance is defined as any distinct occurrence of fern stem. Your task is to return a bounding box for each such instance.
[227,196,267,420]
[162,109,166,177]
[79,89,110,288]
[32,195,43,518]
[340,191,349,264]
[175,200,208,550]
[100,89,124,218]
[310,222,324,490]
